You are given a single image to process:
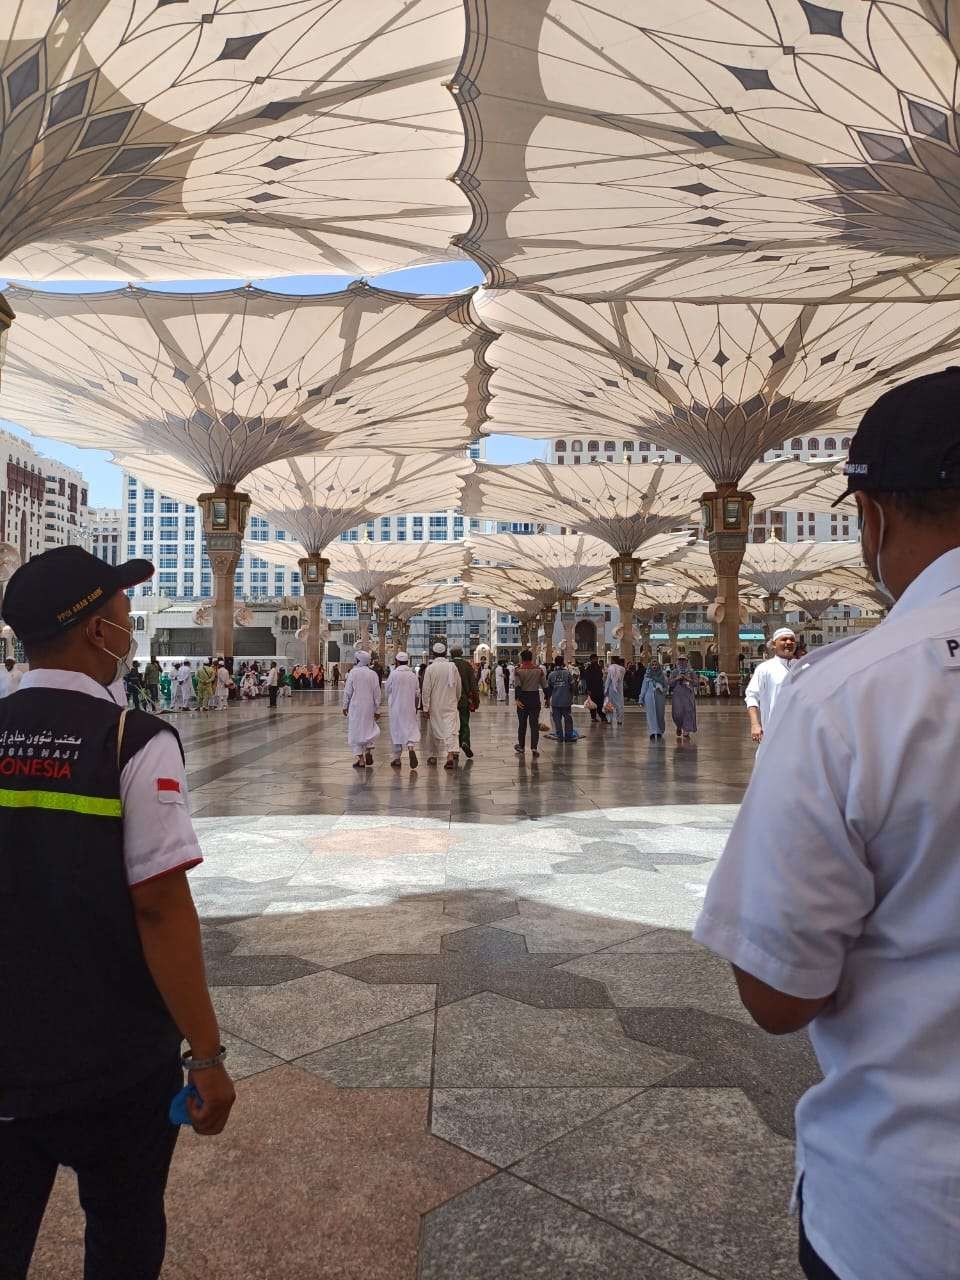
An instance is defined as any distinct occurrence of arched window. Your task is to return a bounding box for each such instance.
[841,437,852,449]
[603,440,616,451]
[571,440,582,452]
[807,438,820,451]
[791,438,802,450]
[587,440,599,453]
[555,440,567,452]
[824,437,837,451]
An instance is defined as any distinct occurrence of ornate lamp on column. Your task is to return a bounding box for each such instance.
[297,553,330,666]
[702,486,755,696]
[356,593,374,652]
[609,554,640,662]
[198,485,251,660]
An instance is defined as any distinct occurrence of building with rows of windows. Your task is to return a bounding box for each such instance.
[0,426,90,568]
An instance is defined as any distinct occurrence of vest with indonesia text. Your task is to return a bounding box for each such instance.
[0,688,183,1117]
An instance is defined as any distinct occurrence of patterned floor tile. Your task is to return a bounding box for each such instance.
[514,1088,799,1280]
[431,1086,641,1167]
[336,926,611,1009]
[31,1069,493,1280]
[296,1012,436,1087]
[559,950,753,1024]
[434,993,689,1088]
[213,970,436,1059]
[419,1175,710,1280]
[620,1008,821,1138]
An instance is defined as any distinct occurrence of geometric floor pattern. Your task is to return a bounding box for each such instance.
[29,696,814,1278]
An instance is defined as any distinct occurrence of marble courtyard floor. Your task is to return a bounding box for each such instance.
[31,694,817,1280]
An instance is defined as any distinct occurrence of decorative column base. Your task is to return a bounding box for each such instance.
[703,486,754,697]
[198,485,251,661]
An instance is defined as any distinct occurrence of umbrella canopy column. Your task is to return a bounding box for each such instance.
[610,555,640,662]
[355,594,374,653]
[298,554,331,667]
[664,607,683,661]
[762,592,788,641]
[391,615,411,653]
[558,594,577,662]
[703,487,754,695]
[375,606,391,664]
[198,486,251,660]
[539,606,556,662]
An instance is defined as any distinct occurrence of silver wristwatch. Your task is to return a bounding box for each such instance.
[181,1044,227,1071]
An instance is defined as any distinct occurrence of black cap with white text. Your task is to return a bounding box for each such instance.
[2,546,154,645]
[833,367,960,506]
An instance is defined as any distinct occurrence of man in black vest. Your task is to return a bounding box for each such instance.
[0,546,235,1280]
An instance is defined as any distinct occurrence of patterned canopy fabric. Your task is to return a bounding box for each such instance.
[454,0,960,299]
[467,530,693,595]
[0,0,469,280]
[462,459,846,555]
[249,538,472,602]
[476,290,960,485]
[1,284,492,485]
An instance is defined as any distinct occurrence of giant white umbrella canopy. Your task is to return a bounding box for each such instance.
[246,538,472,659]
[738,536,864,634]
[783,580,880,626]
[475,291,960,484]
[0,1,470,282]
[454,1,960,300]
[1,283,493,483]
[119,450,473,659]
[461,457,843,663]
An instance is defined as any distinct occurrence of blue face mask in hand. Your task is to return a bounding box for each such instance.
[168,1083,202,1126]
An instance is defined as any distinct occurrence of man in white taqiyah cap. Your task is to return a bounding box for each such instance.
[419,641,462,769]
[340,650,381,768]
[384,652,420,770]
[744,627,797,743]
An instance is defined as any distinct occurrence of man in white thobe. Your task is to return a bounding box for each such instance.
[384,652,420,769]
[420,641,461,769]
[744,627,797,743]
[341,651,381,767]
[211,660,232,710]
[172,660,193,711]
[0,659,22,698]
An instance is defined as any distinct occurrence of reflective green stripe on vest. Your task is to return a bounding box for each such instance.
[0,789,122,817]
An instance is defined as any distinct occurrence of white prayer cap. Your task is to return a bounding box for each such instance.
[355,650,372,666]
[395,651,409,663]
[771,627,796,642]
[432,641,447,654]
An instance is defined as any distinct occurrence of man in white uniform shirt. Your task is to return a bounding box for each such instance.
[694,368,960,1280]
[744,627,797,742]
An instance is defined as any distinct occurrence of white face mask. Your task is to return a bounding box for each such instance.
[97,616,136,684]
[860,497,895,604]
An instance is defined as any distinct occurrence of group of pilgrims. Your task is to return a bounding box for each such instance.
[340,645,706,769]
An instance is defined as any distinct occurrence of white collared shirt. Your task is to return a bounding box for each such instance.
[743,654,793,728]
[695,547,960,1280]
[18,670,202,888]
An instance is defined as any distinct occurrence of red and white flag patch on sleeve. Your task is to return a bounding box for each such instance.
[156,777,185,805]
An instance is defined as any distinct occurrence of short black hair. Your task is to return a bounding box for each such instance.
[520,649,533,661]
[553,655,564,665]
[875,487,960,522]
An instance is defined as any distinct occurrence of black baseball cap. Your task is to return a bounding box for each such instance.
[833,366,960,506]
[2,546,154,644]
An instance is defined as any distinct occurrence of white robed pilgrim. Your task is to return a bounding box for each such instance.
[420,642,461,768]
[341,651,382,766]
[385,652,420,767]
